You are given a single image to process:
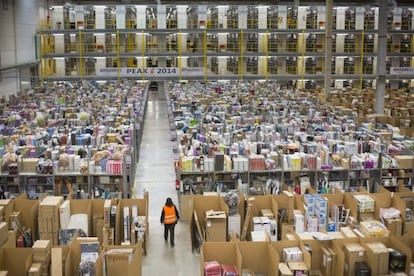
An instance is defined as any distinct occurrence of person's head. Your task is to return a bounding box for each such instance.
[165,197,173,207]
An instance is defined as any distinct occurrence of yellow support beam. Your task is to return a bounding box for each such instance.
[79,30,84,80]
[116,30,121,83]
[301,30,305,83]
[178,31,182,81]
[239,30,243,80]
[203,30,207,81]
[265,31,269,80]
[359,30,364,92]
[141,31,146,80]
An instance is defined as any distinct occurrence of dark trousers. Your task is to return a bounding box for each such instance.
[164,223,175,246]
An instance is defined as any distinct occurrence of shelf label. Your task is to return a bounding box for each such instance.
[390,67,414,75]
[97,67,204,77]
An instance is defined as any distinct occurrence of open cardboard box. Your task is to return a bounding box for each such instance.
[180,194,194,222]
[102,242,142,276]
[237,241,278,275]
[245,195,278,241]
[116,198,148,252]
[332,237,363,276]
[393,192,414,241]
[91,199,118,244]
[292,237,345,276]
[67,199,93,236]
[192,195,229,242]
[200,242,242,276]
[13,196,39,241]
[0,247,32,275]
[271,240,311,269]
[69,237,101,275]
[360,236,412,275]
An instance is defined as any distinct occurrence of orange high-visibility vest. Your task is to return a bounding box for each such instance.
[163,205,177,224]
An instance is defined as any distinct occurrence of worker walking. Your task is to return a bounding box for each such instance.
[160,197,180,247]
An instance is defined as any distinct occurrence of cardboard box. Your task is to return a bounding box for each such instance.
[180,195,194,222]
[385,218,403,237]
[321,247,332,276]
[228,214,241,237]
[201,242,242,276]
[344,243,366,276]
[237,241,279,275]
[205,210,227,242]
[279,263,293,276]
[0,248,32,275]
[365,242,389,276]
[283,247,303,262]
[104,244,141,276]
[287,261,308,275]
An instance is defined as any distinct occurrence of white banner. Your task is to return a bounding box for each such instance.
[390,67,414,75]
[96,67,204,77]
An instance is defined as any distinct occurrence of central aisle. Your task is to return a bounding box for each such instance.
[134,82,199,275]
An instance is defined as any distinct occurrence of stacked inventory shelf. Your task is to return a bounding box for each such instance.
[38,4,414,89]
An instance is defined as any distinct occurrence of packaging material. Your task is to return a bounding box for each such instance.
[28,263,41,276]
[205,210,227,242]
[103,243,142,276]
[294,213,305,234]
[353,195,375,213]
[260,209,275,219]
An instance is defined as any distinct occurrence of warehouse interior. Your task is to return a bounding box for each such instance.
[0,0,414,275]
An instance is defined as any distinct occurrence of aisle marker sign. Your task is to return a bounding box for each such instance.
[97,67,203,77]
[390,67,414,75]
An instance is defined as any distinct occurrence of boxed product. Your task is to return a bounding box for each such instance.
[365,242,389,275]
[344,243,366,276]
[283,247,303,262]
[389,248,406,273]
[287,261,308,276]
[353,195,375,213]
[279,263,293,276]
[360,220,390,237]
[205,210,227,242]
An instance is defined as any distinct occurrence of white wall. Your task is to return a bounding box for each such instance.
[0,0,46,98]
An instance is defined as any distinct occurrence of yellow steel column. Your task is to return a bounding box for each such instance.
[203,30,207,81]
[79,30,84,80]
[178,31,182,81]
[265,31,269,80]
[359,30,365,92]
[116,31,121,83]
[240,30,243,80]
[141,31,146,80]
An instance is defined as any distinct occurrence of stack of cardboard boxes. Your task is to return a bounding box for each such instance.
[38,196,64,245]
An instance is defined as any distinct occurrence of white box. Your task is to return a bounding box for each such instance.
[283,247,303,262]
[251,230,268,241]
[294,213,305,234]
[59,200,71,229]
[306,216,319,232]
[228,214,241,236]
[253,216,271,233]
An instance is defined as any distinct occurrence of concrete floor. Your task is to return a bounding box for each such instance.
[133,82,200,275]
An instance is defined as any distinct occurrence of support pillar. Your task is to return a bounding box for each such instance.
[375,0,387,114]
